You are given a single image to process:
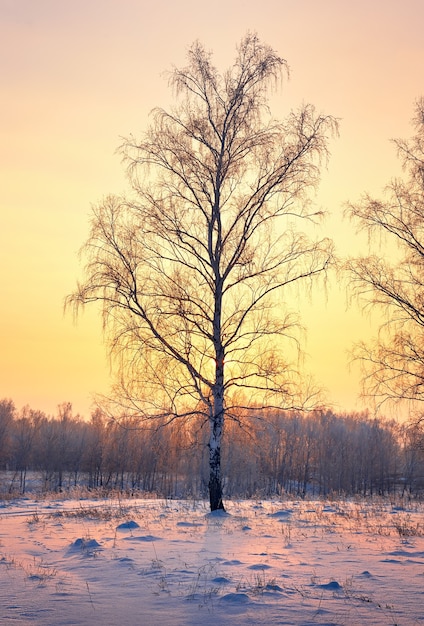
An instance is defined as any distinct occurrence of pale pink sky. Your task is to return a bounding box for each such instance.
[1,0,423,418]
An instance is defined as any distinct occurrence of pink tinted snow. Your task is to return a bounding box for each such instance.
[0,497,423,625]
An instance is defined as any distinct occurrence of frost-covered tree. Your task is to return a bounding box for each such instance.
[0,399,14,469]
[347,98,424,410]
[68,34,337,510]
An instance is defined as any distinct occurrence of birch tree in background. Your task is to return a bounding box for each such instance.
[347,98,424,414]
[68,34,337,511]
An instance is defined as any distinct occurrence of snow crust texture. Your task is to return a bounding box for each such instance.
[0,497,423,625]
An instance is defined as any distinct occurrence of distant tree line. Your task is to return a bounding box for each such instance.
[0,398,423,498]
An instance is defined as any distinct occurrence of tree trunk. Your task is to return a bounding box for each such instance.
[208,414,225,511]
[209,355,225,511]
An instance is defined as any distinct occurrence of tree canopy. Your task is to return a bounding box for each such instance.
[68,34,337,509]
[347,98,424,411]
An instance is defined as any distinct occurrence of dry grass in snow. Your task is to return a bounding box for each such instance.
[0,495,423,625]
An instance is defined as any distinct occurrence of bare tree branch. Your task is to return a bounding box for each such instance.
[346,98,424,412]
[67,33,337,510]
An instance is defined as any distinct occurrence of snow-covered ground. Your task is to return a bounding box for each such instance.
[0,495,423,625]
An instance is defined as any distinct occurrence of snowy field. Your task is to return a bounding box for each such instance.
[0,496,423,625]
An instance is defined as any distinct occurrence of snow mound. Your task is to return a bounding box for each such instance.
[124,534,161,542]
[318,580,342,590]
[206,509,231,519]
[268,509,292,518]
[211,576,231,584]
[265,583,283,592]
[116,520,140,530]
[220,592,250,603]
[68,538,102,553]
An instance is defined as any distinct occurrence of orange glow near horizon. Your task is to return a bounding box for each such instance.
[1,0,423,419]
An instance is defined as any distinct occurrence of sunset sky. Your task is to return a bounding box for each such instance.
[1,0,423,419]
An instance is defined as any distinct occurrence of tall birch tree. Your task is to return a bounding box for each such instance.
[68,34,337,510]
